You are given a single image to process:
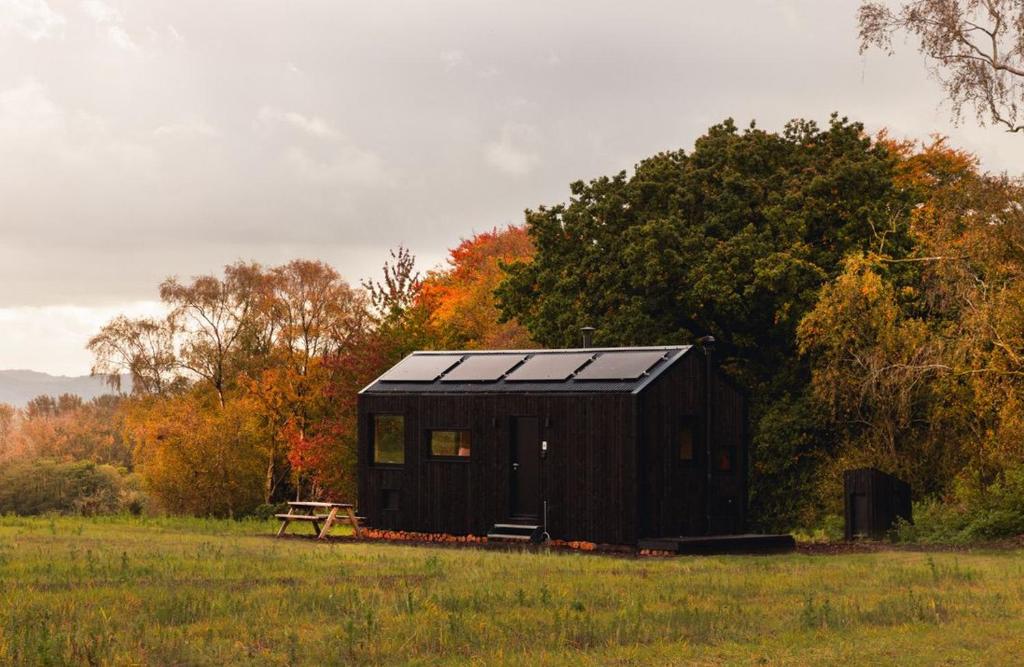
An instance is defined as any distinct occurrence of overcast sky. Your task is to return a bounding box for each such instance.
[0,0,1021,375]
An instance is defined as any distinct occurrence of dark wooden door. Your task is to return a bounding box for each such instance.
[510,416,541,519]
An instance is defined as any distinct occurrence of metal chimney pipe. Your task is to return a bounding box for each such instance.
[580,326,596,348]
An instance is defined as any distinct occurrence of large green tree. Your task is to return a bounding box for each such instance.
[497,116,917,528]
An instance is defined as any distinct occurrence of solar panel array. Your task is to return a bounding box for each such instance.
[378,354,463,382]
[573,350,667,380]
[440,354,527,382]
[377,349,673,385]
[504,352,594,382]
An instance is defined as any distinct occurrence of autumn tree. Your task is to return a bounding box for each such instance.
[0,403,15,461]
[88,315,180,396]
[160,261,273,406]
[243,260,370,501]
[12,394,131,467]
[859,0,1024,132]
[797,255,965,501]
[125,392,265,516]
[419,226,535,350]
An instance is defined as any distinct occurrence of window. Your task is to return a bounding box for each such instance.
[373,415,405,465]
[716,447,735,472]
[679,422,695,461]
[429,430,471,458]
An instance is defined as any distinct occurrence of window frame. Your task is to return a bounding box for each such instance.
[425,428,473,461]
[370,413,406,467]
[677,416,700,467]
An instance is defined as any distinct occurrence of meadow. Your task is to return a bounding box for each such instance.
[1,516,1022,665]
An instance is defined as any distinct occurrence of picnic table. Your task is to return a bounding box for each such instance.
[275,501,363,540]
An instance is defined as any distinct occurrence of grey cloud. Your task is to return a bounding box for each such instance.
[0,0,1021,316]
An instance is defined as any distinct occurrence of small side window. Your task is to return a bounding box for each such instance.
[716,448,735,472]
[373,415,405,465]
[429,430,471,458]
[679,418,696,462]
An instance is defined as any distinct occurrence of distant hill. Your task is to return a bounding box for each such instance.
[0,370,125,407]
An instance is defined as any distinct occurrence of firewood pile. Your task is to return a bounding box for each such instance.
[361,528,487,544]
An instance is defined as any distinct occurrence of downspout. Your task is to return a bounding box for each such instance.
[697,335,716,535]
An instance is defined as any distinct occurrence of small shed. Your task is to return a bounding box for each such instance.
[844,468,913,540]
[357,345,747,545]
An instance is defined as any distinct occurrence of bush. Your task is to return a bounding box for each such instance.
[0,459,142,516]
[896,465,1024,543]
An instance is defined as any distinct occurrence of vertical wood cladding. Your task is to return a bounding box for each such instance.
[357,349,748,545]
[637,353,748,538]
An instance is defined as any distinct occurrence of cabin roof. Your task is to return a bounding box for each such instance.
[359,345,693,395]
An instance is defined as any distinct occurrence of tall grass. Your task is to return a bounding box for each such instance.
[1,516,1022,665]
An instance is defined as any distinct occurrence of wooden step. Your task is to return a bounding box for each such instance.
[487,523,545,543]
[486,533,533,541]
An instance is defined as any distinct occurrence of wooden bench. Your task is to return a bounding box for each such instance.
[275,501,363,540]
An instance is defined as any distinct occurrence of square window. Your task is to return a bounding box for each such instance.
[381,489,400,511]
[429,430,471,458]
[373,415,405,465]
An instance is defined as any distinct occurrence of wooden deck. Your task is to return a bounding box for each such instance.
[637,534,795,555]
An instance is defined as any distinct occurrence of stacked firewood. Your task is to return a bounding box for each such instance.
[361,529,487,543]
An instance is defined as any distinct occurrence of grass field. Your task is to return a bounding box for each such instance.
[1,517,1023,665]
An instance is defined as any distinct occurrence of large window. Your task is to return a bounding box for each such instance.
[373,415,405,465]
[429,430,471,459]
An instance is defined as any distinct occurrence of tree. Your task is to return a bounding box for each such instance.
[0,403,15,461]
[797,254,964,500]
[859,0,1024,132]
[243,260,370,502]
[160,261,273,406]
[13,394,131,467]
[419,226,536,350]
[87,315,180,396]
[125,392,266,516]
[497,116,915,528]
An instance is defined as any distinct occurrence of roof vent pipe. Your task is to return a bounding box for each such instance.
[580,326,596,348]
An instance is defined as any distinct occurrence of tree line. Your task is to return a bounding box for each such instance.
[4,116,1024,537]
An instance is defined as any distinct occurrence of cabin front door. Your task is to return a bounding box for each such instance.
[510,416,541,519]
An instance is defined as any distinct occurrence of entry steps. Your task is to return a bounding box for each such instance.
[486,523,546,543]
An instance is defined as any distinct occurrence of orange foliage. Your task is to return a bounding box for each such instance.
[418,226,535,349]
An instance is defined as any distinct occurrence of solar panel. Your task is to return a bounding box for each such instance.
[440,354,527,382]
[573,350,667,380]
[504,352,594,381]
[378,354,463,382]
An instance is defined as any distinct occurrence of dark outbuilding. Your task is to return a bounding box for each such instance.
[357,343,747,545]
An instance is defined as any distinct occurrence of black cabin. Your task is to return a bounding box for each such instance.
[357,345,747,545]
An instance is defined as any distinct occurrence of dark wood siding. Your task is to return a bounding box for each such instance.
[357,349,747,545]
[637,354,747,538]
[359,392,638,544]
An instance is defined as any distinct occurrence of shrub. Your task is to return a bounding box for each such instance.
[0,459,141,516]
[896,464,1024,543]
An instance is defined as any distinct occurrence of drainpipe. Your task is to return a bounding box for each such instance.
[697,335,716,535]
